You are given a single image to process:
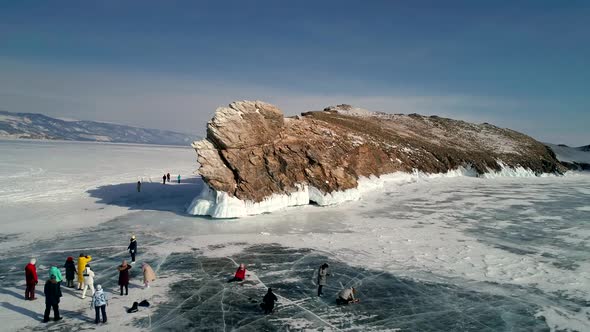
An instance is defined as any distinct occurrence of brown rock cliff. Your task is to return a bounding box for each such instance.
[192,101,565,203]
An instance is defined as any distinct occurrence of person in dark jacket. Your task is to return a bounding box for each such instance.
[127,235,137,263]
[64,257,76,288]
[118,260,132,296]
[25,258,38,300]
[162,174,166,184]
[166,173,171,182]
[260,288,278,314]
[137,181,141,192]
[317,263,330,297]
[43,275,62,322]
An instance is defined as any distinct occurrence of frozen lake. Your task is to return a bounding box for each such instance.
[0,140,589,331]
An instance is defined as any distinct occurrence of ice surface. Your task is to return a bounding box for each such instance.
[0,141,589,331]
[138,244,548,331]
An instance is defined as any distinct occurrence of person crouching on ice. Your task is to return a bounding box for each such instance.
[260,288,278,314]
[142,262,156,288]
[228,263,247,282]
[336,287,360,305]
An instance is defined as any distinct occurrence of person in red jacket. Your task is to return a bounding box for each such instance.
[227,263,247,282]
[25,258,38,300]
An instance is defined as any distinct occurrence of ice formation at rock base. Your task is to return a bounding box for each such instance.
[187,163,554,218]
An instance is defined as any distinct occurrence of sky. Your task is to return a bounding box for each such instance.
[0,1,588,145]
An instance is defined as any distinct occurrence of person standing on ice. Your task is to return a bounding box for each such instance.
[177,174,181,183]
[81,265,95,299]
[162,174,166,184]
[24,258,38,300]
[227,263,247,282]
[118,260,132,296]
[48,265,63,296]
[64,257,76,288]
[49,265,63,284]
[317,263,330,297]
[77,253,92,290]
[43,274,62,322]
[260,288,278,314]
[137,180,141,192]
[128,235,137,263]
[336,287,359,305]
[91,284,108,324]
[142,262,156,288]
[166,173,171,182]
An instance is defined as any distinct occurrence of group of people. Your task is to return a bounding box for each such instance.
[24,235,157,325]
[136,173,181,192]
[226,263,277,314]
[225,261,359,316]
[26,236,357,324]
[162,172,181,184]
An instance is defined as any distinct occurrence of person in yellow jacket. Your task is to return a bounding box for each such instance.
[77,253,92,290]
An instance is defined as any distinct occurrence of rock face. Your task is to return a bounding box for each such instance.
[189,101,566,218]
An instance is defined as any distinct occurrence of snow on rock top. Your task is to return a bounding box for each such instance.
[189,100,566,218]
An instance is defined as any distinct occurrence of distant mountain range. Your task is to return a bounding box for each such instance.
[546,143,590,171]
[0,110,198,146]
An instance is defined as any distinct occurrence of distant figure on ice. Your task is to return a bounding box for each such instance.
[227,263,247,282]
[92,284,108,324]
[25,258,38,300]
[64,257,76,288]
[43,275,62,323]
[77,253,92,290]
[142,262,156,288]
[128,235,137,263]
[260,288,278,314]
[162,174,166,184]
[82,265,95,299]
[118,260,132,296]
[317,263,330,297]
[336,287,359,305]
[166,173,171,182]
[177,174,181,183]
[137,181,141,192]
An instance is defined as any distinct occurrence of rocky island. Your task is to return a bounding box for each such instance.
[188,100,565,218]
